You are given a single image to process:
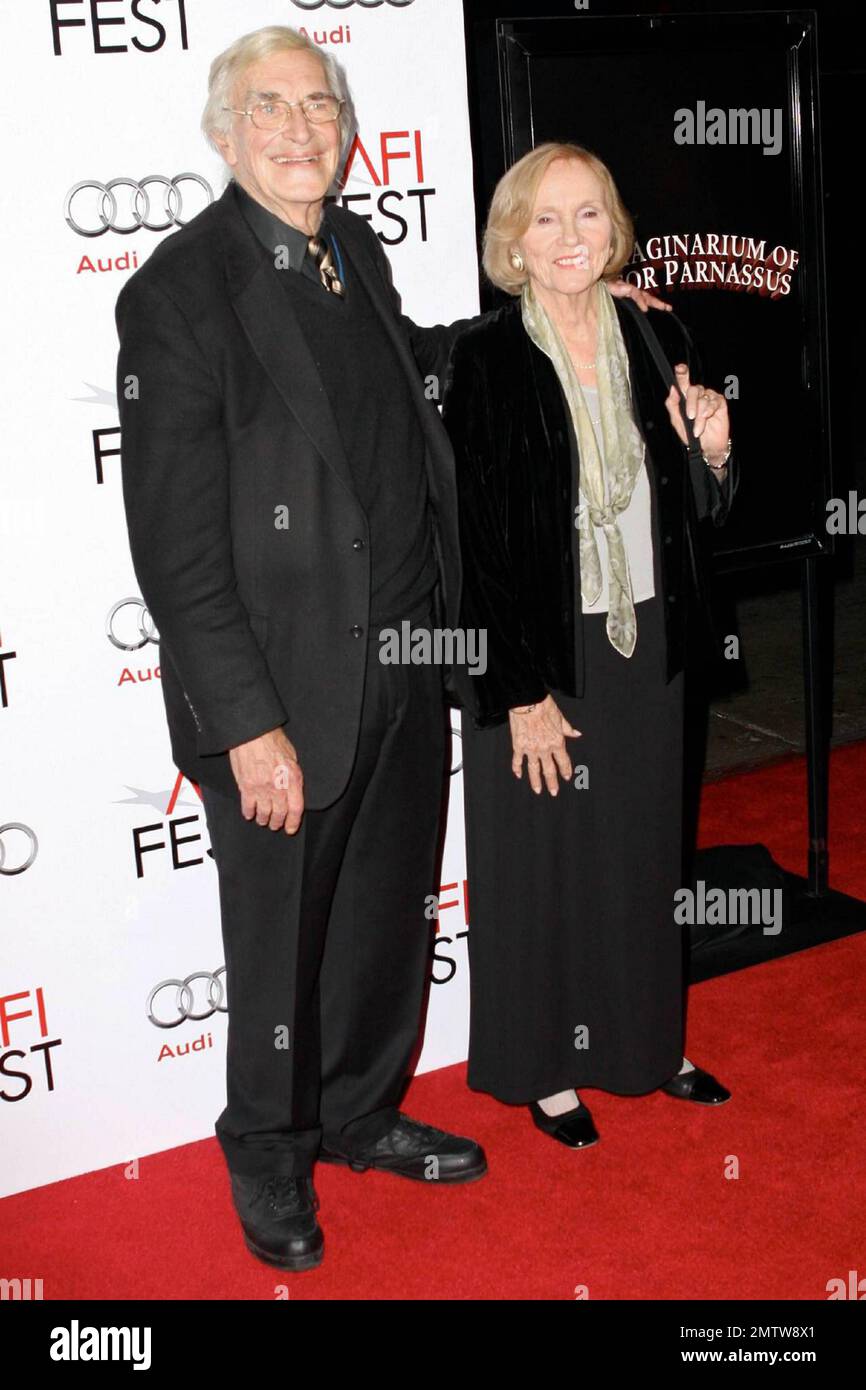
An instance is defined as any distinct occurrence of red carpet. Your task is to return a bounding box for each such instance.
[3,744,865,1300]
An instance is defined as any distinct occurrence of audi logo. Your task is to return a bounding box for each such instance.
[449,719,462,777]
[64,174,213,237]
[292,1,415,9]
[148,969,227,1029]
[107,598,159,652]
[0,823,39,876]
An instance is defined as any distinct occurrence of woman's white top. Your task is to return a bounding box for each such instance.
[577,383,656,614]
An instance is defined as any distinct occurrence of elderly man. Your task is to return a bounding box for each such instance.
[117,24,661,1272]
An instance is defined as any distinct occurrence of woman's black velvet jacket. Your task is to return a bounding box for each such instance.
[440,294,737,728]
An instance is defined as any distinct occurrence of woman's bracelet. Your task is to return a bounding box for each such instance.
[511,703,537,715]
[703,437,732,471]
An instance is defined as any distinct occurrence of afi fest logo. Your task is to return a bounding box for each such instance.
[333,128,434,244]
[0,988,62,1104]
[50,0,189,55]
[70,380,120,484]
[118,771,213,879]
[0,624,17,709]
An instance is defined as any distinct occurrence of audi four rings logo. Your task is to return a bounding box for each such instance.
[64,174,213,237]
[292,1,415,9]
[107,598,159,652]
[450,721,462,777]
[0,823,39,875]
[148,970,227,1028]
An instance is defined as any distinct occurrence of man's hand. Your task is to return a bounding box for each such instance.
[228,726,305,835]
[607,277,672,314]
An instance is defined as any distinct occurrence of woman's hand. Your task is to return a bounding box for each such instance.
[509,694,582,796]
[607,278,672,314]
[665,363,730,465]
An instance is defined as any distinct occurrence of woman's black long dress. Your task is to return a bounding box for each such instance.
[461,422,686,1105]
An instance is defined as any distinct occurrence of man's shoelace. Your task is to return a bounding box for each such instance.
[386,1116,445,1154]
[251,1175,311,1216]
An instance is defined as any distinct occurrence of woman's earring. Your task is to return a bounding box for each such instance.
[509,250,525,272]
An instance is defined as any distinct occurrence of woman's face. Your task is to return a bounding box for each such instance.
[515,159,615,298]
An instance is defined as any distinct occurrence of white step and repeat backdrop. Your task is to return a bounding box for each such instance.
[1,0,480,1198]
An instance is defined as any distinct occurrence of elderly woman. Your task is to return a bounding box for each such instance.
[441,142,737,1147]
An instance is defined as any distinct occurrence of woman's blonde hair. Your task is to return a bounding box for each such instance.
[482,142,635,295]
[202,26,354,163]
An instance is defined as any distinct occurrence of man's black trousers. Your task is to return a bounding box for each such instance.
[200,606,447,1178]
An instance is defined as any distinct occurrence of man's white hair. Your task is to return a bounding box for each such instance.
[202,25,355,166]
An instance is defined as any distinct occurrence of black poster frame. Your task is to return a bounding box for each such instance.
[460,5,863,947]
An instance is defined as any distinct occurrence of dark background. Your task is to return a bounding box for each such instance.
[495,10,826,568]
[460,0,864,776]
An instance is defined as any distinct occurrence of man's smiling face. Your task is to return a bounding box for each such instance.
[216,49,342,233]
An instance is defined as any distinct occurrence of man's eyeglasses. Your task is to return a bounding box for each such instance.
[223,97,344,131]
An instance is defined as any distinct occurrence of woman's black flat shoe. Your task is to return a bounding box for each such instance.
[660,1066,731,1105]
[528,1100,600,1148]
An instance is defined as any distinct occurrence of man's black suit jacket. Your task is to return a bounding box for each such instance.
[115,180,472,809]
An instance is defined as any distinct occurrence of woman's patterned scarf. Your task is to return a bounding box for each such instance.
[521,278,646,657]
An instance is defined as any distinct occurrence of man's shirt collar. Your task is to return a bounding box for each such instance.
[234,179,326,270]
